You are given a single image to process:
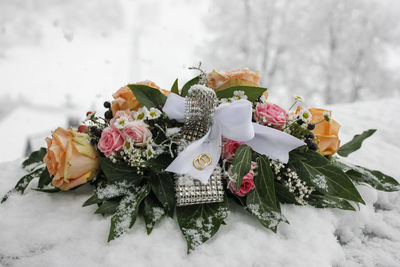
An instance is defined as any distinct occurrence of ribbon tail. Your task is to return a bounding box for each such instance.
[165,124,222,184]
[245,123,306,163]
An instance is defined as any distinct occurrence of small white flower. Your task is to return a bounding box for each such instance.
[299,108,312,122]
[146,137,154,146]
[218,98,230,105]
[286,112,297,121]
[260,94,268,104]
[231,90,248,100]
[147,108,162,120]
[294,95,304,103]
[146,145,155,159]
[135,107,149,120]
[323,111,331,122]
[123,139,134,153]
[114,117,129,129]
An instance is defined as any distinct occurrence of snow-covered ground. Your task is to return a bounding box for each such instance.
[0,98,399,267]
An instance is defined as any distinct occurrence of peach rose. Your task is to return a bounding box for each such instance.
[309,108,341,156]
[207,68,261,92]
[111,80,169,115]
[44,128,99,191]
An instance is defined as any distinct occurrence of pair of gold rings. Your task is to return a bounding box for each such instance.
[193,154,212,170]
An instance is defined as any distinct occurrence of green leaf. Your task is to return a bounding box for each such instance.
[143,193,165,235]
[1,167,44,203]
[346,165,400,192]
[22,148,47,168]
[231,145,252,193]
[38,168,52,188]
[337,129,377,157]
[256,155,279,209]
[171,78,179,94]
[274,182,297,204]
[32,187,61,193]
[176,194,229,253]
[99,157,142,184]
[95,199,120,215]
[150,173,175,217]
[83,181,133,207]
[108,184,151,242]
[246,156,285,232]
[215,86,267,101]
[289,150,365,204]
[128,84,167,108]
[147,154,174,173]
[308,194,356,211]
[181,76,201,97]
[83,194,101,207]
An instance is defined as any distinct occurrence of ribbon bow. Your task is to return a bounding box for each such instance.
[162,93,305,183]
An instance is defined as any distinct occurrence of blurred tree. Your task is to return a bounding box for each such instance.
[203,0,400,104]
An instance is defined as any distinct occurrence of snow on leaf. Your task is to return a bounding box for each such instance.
[313,174,328,190]
[108,184,150,242]
[176,194,229,253]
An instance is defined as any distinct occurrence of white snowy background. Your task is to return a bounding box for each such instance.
[1,0,400,266]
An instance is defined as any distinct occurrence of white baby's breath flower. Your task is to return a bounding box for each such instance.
[260,94,268,104]
[135,107,149,120]
[147,108,162,120]
[114,117,129,129]
[299,108,312,122]
[166,127,181,137]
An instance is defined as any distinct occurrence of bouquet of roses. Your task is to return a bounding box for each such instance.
[2,67,399,253]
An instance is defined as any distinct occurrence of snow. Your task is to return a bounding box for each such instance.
[0,105,75,162]
[313,174,328,190]
[0,97,400,266]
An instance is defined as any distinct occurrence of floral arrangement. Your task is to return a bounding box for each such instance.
[2,67,399,253]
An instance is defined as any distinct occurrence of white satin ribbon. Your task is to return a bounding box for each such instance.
[162,93,305,183]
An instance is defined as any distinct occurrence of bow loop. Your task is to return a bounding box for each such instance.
[215,100,254,141]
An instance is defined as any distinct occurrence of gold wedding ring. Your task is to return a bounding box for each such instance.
[193,154,212,170]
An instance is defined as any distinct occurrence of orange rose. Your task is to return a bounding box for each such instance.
[44,127,99,190]
[207,68,261,92]
[111,80,169,115]
[309,108,341,156]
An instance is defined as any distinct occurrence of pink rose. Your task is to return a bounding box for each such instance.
[229,172,256,197]
[228,162,257,196]
[98,127,124,156]
[221,138,244,162]
[255,103,287,130]
[122,121,152,146]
